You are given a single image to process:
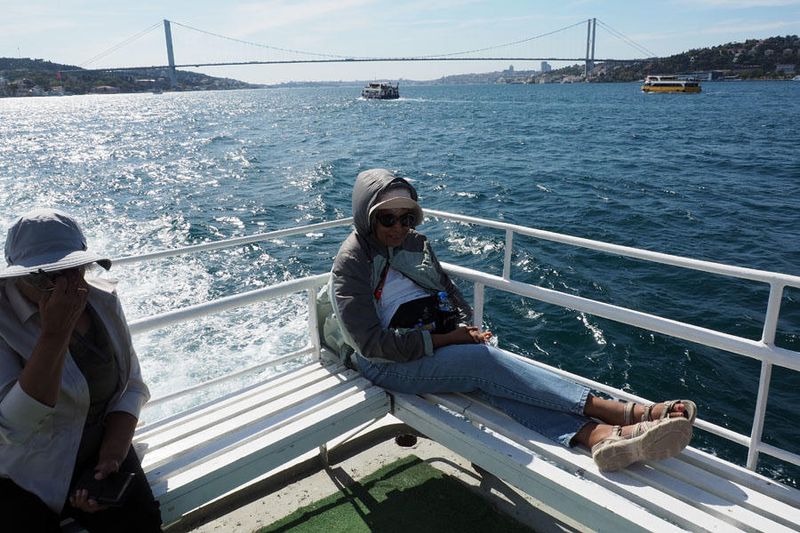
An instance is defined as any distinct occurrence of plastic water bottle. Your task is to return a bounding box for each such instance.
[437,291,452,312]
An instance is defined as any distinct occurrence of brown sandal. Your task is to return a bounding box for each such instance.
[624,399,697,425]
[592,417,693,472]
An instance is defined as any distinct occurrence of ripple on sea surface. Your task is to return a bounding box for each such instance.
[0,82,798,485]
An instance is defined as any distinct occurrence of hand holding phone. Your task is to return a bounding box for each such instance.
[75,469,135,507]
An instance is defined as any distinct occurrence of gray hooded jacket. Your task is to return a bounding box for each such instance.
[323,169,472,363]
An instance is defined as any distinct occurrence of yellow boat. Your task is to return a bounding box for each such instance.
[641,75,701,93]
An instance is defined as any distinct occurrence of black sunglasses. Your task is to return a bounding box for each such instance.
[24,267,85,292]
[376,212,416,228]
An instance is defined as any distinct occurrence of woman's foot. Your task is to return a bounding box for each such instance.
[591,417,693,472]
[627,400,697,425]
[584,396,697,426]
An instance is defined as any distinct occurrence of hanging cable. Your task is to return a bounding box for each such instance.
[169,20,352,59]
[416,20,588,58]
[595,19,657,58]
[169,19,589,61]
[80,22,162,68]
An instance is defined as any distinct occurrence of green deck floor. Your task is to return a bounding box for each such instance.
[258,455,534,533]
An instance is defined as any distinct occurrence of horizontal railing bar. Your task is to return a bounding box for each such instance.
[113,209,799,472]
[442,262,800,372]
[142,347,315,409]
[128,274,329,334]
[758,442,800,469]
[426,209,800,289]
[112,218,353,266]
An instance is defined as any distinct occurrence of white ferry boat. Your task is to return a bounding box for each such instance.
[641,75,702,93]
[117,211,799,531]
[362,81,400,99]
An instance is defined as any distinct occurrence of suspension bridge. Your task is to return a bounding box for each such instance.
[63,18,657,85]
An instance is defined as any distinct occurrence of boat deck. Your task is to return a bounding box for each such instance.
[108,211,800,531]
[133,356,800,531]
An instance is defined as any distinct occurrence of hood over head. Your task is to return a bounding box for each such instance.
[351,169,423,236]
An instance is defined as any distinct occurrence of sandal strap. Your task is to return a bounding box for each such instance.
[623,402,637,426]
[630,419,659,438]
[661,400,679,420]
[643,400,683,422]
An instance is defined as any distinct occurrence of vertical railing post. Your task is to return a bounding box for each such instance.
[761,283,784,345]
[308,288,321,360]
[747,282,783,470]
[474,282,485,329]
[747,361,773,470]
[503,229,514,280]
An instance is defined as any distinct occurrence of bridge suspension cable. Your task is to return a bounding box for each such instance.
[595,19,657,58]
[80,22,162,68]
[170,18,588,61]
[69,17,652,74]
[415,20,587,58]
[169,20,351,60]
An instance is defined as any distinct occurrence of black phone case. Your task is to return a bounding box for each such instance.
[76,470,135,506]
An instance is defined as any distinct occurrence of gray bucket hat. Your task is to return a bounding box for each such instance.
[0,209,111,279]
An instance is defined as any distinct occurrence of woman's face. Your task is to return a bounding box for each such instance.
[373,208,415,249]
[16,266,87,303]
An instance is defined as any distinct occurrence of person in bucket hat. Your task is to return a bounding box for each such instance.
[0,209,162,531]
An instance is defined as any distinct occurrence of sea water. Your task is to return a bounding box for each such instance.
[1,81,798,486]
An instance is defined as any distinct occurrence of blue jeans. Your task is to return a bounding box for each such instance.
[355,344,592,447]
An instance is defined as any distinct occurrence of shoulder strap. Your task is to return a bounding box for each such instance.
[373,263,391,300]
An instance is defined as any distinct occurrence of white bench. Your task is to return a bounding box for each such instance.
[393,391,800,532]
[93,353,798,532]
[93,213,800,530]
[133,359,390,527]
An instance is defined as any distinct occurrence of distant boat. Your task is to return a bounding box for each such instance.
[793,75,800,81]
[641,75,701,93]
[361,82,399,100]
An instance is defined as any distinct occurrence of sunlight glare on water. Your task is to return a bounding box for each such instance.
[1,82,799,485]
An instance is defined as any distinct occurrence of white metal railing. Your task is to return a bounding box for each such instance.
[119,211,800,473]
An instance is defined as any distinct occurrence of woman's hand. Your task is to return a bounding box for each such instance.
[16,269,90,407]
[69,484,110,514]
[433,326,493,348]
[39,270,89,339]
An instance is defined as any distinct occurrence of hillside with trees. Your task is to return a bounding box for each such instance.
[2,34,798,95]
[0,58,260,97]
[592,34,799,82]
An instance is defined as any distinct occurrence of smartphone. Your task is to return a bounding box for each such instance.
[76,470,135,506]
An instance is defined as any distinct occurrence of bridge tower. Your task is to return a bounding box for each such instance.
[584,18,596,78]
[163,19,177,87]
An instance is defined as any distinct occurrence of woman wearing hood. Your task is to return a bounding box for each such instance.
[328,169,698,472]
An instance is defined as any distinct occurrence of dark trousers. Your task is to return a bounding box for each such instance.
[1,448,162,533]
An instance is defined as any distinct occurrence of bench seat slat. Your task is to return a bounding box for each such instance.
[141,376,373,473]
[154,386,390,524]
[679,447,800,509]
[645,452,800,530]
[136,361,341,437]
[137,368,363,457]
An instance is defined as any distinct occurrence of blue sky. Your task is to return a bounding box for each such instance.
[2,1,798,83]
